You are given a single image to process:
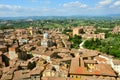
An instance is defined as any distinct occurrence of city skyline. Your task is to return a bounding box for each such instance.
[0,0,120,17]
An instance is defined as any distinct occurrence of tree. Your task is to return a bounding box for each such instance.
[70,35,82,49]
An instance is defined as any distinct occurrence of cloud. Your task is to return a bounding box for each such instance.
[0,4,38,17]
[114,1,120,6]
[99,0,112,5]
[44,1,51,4]
[97,0,113,8]
[0,4,57,17]
[110,1,120,8]
[63,1,88,8]
[1,0,120,17]
[0,4,22,11]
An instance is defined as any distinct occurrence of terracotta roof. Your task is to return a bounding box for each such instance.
[69,57,79,73]
[84,60,97,64]
[93,64,116,76]
[93,70,101,75]
[9,47,16,51]
[113,60,120,65]
[13,70,22,80]
[22,73,30,79]
[80,49,99,58]
[117,78,120,80]
[0,70,2,76]
[75,67,84,74]
[73,27,83,30]
[42,77,67,80]
[29,66,44,75]
[94,56,107,63]
[20,61,29,67]
[22,70,30,79]
[81,52,99,58]
[0,51,3,55]
[0,45,7,49]
[3,52,9,58]
[69,57,116,77]
[1,68,15,80]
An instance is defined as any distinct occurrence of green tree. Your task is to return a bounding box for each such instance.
[69,35,82,49]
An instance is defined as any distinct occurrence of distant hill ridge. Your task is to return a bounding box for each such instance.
[0,14,120,20]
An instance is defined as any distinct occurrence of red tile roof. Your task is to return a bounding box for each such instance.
[94,56,107,63]
[93,70,101,75]
[75,67,84,74]
[69,57,116,77]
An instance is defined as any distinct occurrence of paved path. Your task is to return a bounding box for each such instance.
[79,40,86,49]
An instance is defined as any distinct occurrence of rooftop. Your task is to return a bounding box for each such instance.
[113,60,120,65]
[69,57,116,77]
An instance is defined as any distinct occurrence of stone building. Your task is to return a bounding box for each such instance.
[9,47,17,60]
[112,26,120,34]
[111,60,120,76]
[41,33,53,47]
[18,50,28,60]
[0,45,7,53]
[73,26,105,39]
[0,52,3,67]
[69,55,116,80]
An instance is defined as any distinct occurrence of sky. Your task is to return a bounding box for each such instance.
[0,0,120,17]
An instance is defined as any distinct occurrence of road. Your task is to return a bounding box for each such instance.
[79,40,86,49]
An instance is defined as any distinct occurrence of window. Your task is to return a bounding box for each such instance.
[76,76,78,78]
